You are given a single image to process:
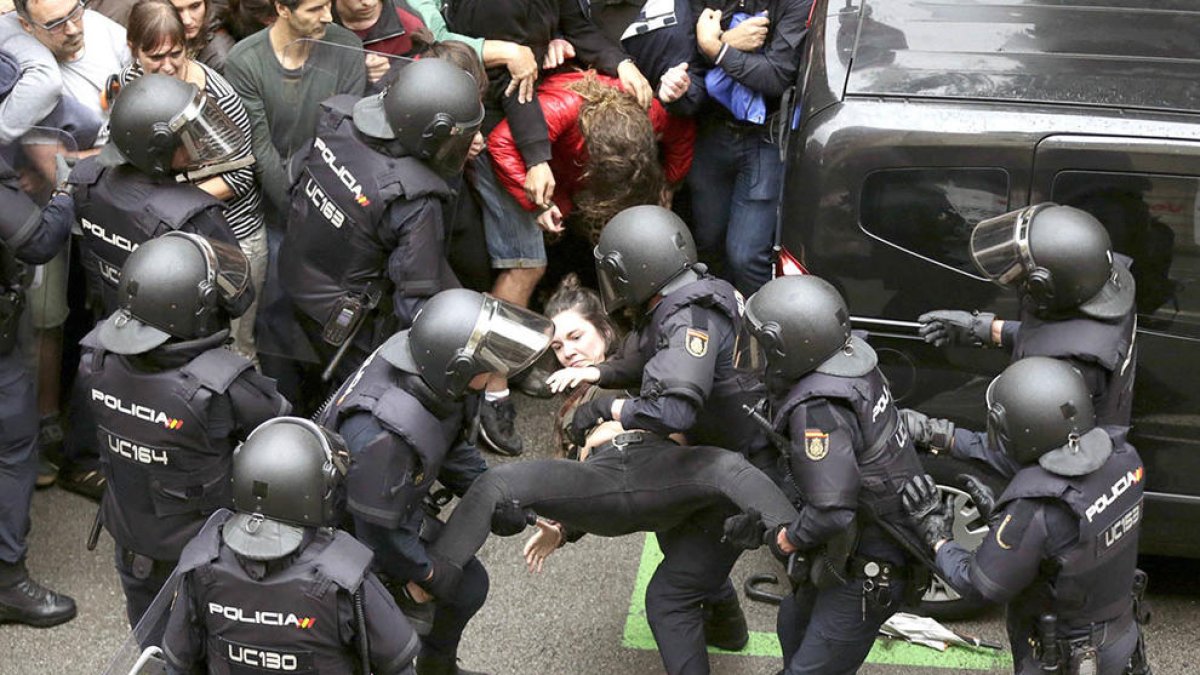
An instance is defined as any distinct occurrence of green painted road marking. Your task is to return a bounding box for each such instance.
[622,534,1011,671]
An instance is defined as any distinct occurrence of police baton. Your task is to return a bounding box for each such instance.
[86,506,103,551]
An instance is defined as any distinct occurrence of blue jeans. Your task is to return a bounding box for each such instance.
[687,122,783,296]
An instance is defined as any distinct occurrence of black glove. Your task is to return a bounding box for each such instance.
[899,409,956,453]
[901,474,952,549]
[567,394,616,448]
[491,498,537,536]
[722,508,767,550]
[959,473,997,524]
[415,554,463,600]
[917,310,996,348]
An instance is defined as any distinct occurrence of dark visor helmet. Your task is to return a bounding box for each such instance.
[101,73,243,178]
[352,58,485,177]
[969,203,1134,319]
[378,289,553,399]
[593,205,697,314]
[743,275,877,381]
[97,232,252,354]
[986,356,1110,475]
[225,417,350,561]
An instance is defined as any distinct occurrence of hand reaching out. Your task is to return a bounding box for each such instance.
[524,519,564,573]
[545,366,600,394]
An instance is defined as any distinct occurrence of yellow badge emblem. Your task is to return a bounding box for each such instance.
[804,430,829,461]
[685,329,709,358]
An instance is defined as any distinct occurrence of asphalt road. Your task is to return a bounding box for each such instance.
[1,393,1196,674]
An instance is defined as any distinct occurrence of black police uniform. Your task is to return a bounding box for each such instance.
[163,509,420,675]
[0,166,74,587]
[1002,258,1137,427]
[769,366,923,673]
[69,158,238,315]
[280,95,459,378]
[934,428,1144,674]
[318,346,489,664]
[593,270,764,675]
[78,327,289,627]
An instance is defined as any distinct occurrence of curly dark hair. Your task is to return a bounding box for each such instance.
[568,73,666,245]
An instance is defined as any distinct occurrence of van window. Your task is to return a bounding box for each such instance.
[1053,171,1200,336]
[860,168,1009,275]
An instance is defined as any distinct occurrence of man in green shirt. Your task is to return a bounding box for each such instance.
[225,0,366,227]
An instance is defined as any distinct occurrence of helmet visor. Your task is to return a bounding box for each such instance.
[426,107,483,177]
[463,296,553,377]
[179,233,253,317]
[169,90,243,172]
[969,204,1048,287]
[594,247,629,314]
[984,373,1008,455]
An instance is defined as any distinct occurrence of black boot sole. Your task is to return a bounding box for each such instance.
[0,605,77,628]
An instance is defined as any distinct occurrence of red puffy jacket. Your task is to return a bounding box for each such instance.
[487,71,695,217]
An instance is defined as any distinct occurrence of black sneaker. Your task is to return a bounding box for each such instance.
[703,595,749,651]
[0,577,77,628]
[58,468,106,502]
[478,396,523,456]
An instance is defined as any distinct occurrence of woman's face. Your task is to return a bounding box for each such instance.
[551,310,607,368]
[170,0,207,40]
[136,39,187,78]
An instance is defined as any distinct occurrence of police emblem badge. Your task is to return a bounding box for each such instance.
[804,430,829,461]
[685,329,709,357]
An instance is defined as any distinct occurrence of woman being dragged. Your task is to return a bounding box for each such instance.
[418,276,798,583]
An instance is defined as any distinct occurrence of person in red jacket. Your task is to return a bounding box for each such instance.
[487,70,694,244]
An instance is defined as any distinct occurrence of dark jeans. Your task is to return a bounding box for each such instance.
[686,122,783,296]
[430,439,797,566]
[428,439,799,675]
[777,573,907,675]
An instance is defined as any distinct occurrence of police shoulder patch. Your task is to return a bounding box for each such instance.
[803,430,829,461]
[685,328,709,358]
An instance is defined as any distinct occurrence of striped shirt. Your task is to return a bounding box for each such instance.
[118,60,265,240]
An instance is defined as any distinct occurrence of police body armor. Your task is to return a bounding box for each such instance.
[173,510,415,675]
[318,348,463,529]
[1011,300,1137,428]
[772,367,925,557]
[997,431,1144,632]
[640,274,764,458]
[280,96,452,331]
[80,328,253,561]
[70,158,224,315]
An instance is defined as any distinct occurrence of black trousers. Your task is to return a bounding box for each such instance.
[429,438,799,674]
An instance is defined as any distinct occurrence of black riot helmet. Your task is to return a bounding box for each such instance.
[743,275,877,382]
[594,205,697,314]
[986,357,1111,476]
[100,73,243,178]
[352,58,484,177]
[225,417,350,560]
[378,289,553,399]
[96,232,253,354]
[969,203,1135,319]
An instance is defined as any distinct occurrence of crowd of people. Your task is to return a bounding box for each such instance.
[0,0,1155,673]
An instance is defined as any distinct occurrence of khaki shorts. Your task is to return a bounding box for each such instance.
[25,247,70,330]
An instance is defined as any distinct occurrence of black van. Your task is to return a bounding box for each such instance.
[776,0,1200,613]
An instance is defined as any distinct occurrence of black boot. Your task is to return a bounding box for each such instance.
[0,561,76,628]
[703,594,749,651]
[414,653,491,675]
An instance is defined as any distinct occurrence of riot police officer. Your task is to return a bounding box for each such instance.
[318,288,551,675]
[78,232,289,627]
[552,205,766,672]
[903,357,1148,675]
[162,417,420,674]
[71,73,241,315]
[918,203,1137,426]
[740,275,925,674]
[278,57,482,407]
[0,155,76,627]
